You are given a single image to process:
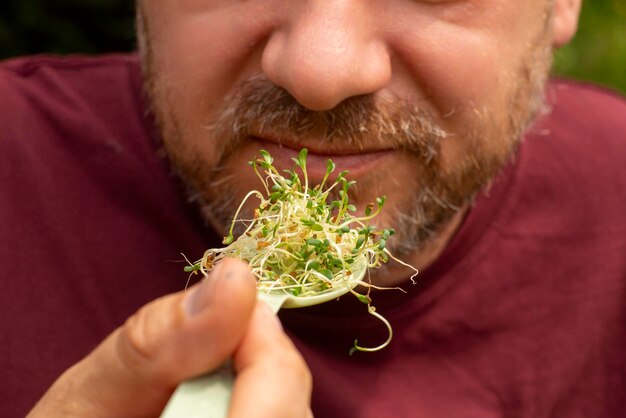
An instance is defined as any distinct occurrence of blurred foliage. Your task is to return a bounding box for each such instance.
[554,0,626,94]
[0,0,624,94]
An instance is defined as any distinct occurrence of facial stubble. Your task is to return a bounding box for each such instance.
[137,7,553,260]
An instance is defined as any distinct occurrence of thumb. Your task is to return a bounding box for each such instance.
[28,258,257,418]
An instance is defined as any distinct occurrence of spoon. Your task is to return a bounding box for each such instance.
[160,255,368,418]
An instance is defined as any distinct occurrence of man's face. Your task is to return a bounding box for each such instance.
[138,1,562,284]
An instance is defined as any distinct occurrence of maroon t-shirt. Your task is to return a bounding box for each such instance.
[1,55,625,417]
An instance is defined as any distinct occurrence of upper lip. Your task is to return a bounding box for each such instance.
[251,135,391,156]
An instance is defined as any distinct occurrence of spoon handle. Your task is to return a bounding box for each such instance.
[160,294,288,418]
[160,362,234,418]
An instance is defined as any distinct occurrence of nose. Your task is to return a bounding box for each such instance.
[261,2,391,111]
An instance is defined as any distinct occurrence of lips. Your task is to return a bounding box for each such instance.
[250,136,392,181]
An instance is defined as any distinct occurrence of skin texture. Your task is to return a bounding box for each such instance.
[29,1,581,416]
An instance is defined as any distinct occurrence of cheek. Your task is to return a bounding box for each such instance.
[395,27,514,119]
[389,16,546,171]
[146,4,276,156]
[153,18,255,113]
[388,1,545,119]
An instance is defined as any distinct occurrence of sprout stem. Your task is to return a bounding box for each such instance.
[349,305,393,355]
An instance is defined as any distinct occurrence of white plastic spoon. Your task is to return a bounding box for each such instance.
[160,255,368,418]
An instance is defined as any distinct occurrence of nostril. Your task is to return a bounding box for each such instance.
[261,22,391,111]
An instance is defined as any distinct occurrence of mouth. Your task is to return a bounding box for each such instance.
[250,136,393,181]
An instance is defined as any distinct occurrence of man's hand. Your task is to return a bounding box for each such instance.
[27,258,313,418]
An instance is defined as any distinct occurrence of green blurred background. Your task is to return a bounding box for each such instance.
[0,1,624,94]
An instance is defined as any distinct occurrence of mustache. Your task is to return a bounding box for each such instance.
[206,75,447,166]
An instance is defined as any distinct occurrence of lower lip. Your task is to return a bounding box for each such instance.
[251,138,393,180]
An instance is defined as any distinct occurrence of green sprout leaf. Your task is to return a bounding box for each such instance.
[326,159,336,174]
[356,294,371,304]
[259,149,273,165]
[306,238,323,247]
[298,148,308,168]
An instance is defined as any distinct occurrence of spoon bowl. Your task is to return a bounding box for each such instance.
[257,254,368,313]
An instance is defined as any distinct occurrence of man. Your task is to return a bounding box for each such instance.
[1,0,625,416]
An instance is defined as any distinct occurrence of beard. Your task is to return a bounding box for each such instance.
[137,7,552,260]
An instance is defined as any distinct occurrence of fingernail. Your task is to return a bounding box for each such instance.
[183,262,224,316]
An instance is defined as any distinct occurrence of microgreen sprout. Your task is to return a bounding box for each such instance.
[185,149,418,354]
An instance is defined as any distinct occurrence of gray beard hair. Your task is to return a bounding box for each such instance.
[167,66,547,260]
[138,5,552,259]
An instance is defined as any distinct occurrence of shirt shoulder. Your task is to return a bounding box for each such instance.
[0,54,157,193]
[522,80,626,190]
[0,53,142,93]
[0,54,143,103]
[0,54,149,146]
[542,79,626,151]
